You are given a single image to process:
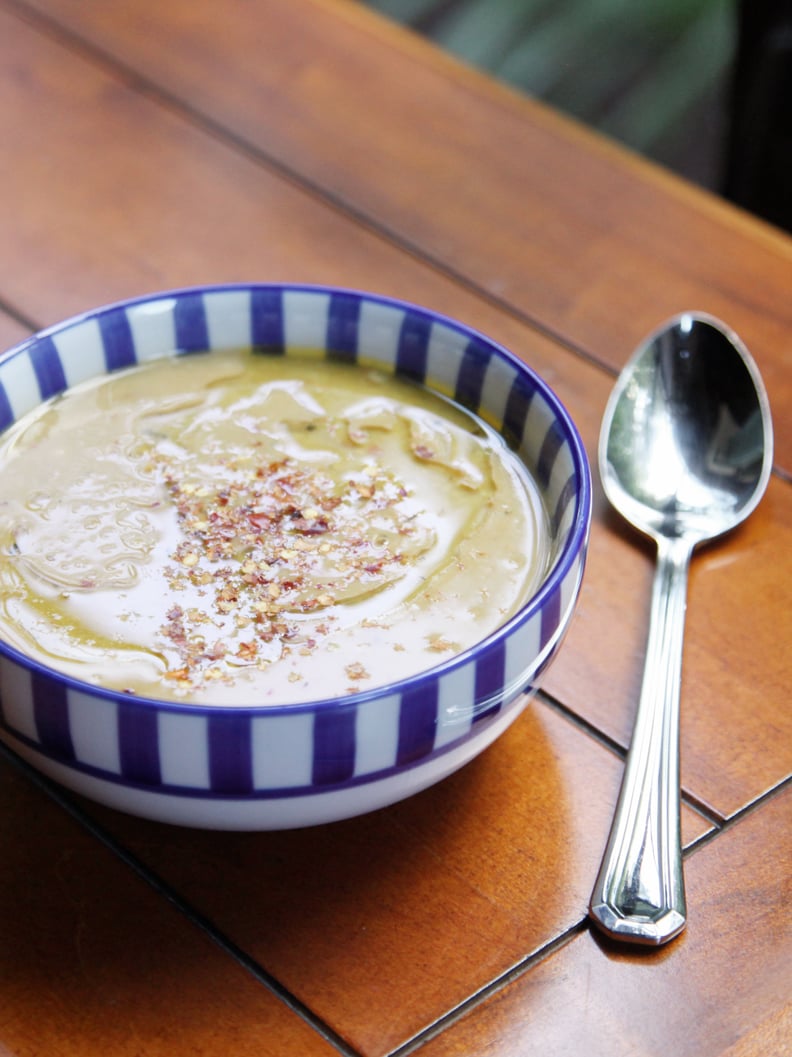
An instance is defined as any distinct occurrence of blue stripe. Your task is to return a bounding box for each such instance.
[0,696,498,799]
[208,712,253,793]
[503,378,535,445]
[313,706,357,784]
[251,288,285,352]
[326,292,361,362]
[540,587,561,650]
[474,640,505,723]
[395,311,431,382]
[173,292,209,353]
[530,643,561,686]
[29,338,67,399]
[454,340,491,412]
[99,308,138,371]
[32,673,75,760]
[397,682,438,765]
[0,383,13,432]
[536,420,564,490]
[551,473,576,535]
[118,701,161,785]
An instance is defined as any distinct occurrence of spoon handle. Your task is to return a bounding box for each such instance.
[589,536,690,945]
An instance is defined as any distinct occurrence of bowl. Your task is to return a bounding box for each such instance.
[0,284,591,829]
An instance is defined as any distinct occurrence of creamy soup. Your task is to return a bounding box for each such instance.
[0,351,550,703]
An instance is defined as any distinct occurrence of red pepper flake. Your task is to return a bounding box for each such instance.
[291,516,329,534]
[150,449,414,691]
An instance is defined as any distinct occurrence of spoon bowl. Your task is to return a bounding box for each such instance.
[589,312,773,944]
[601,313,772,546]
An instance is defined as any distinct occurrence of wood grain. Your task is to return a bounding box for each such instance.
[0,5,788,1055]
[13,0,792,472]
[0,1,786,821]
[413,785,792,1057]
[0,748,340,1057]
[71,702,710,1057]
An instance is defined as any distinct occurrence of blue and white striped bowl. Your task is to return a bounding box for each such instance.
[0,285,591,829]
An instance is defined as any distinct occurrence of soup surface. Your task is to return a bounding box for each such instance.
[0,351,550,703]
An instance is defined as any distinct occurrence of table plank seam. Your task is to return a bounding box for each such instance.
[683,772,792,856]
[0,298,37,336]
[5,1,791,485]
[386,779,792,1056]
[0,739,366,1057]
[1,0,620,381]
[9,0,792,488]
[0,731,605,1057]
[0,1,787,1052]
[535,691,726,832]
[385,919,589,1057]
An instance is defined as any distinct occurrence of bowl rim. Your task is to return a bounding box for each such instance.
[0,282,592,716]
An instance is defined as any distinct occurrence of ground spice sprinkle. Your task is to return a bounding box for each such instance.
[154,448,413,691]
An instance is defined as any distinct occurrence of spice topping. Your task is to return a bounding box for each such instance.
[0,351,550,703]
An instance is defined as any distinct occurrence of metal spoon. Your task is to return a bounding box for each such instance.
[589,312,773,945]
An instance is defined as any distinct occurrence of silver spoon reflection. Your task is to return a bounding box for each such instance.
[589,312,773,945]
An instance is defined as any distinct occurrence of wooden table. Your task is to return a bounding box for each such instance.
[0,1,790,1053]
